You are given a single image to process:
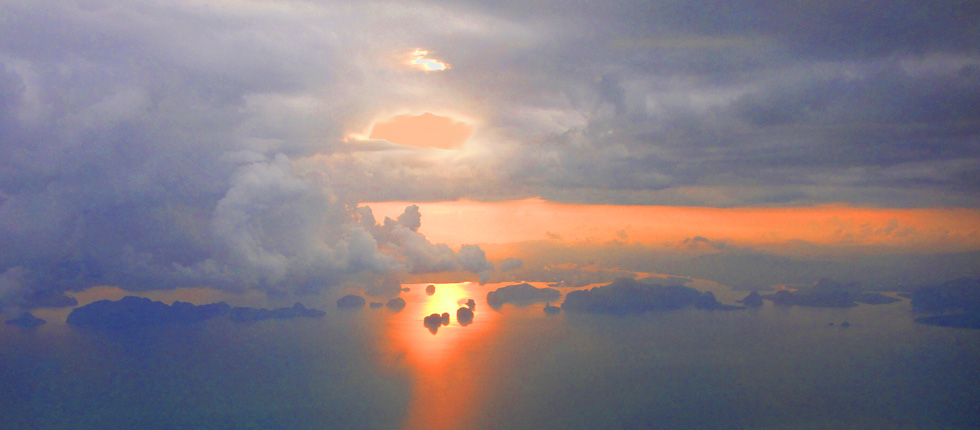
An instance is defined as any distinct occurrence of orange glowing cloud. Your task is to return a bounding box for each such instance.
[368,112,473,149]
[364,198,980,255]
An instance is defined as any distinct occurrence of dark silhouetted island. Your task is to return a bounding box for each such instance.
[910,278,980,329]
[915,313,980,329]
[5,312,46,328]
[457,306,474,325]
[738,291,764,307]
[423,313,448,333]
[543,303,561,315]
[763,278,903,308]
[764,290,858,308]
[336,294,367,309]
[425,284,436,295]
[695,291,742,310]
[386,297,406,311]
[764,290,901,308]
[67,296,231,329]
[854,292,901,305]
[465,298,476,310]
[561,278,712,314]
[487,283,561,308]
[23,291,79,309]
[910,277,980,314]
[229,303,324,323]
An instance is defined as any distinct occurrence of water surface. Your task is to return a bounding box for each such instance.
[2,283,978,429]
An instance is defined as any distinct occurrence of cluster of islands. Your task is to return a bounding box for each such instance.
[5,277,980,331]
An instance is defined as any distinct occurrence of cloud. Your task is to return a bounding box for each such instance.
[498,257,524,272]
[360,205,495,281]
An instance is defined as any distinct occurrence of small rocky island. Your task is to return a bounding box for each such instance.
[457,306,474,325]
[385,297,406,311]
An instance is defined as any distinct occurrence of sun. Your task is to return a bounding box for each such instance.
[408,49,449,71]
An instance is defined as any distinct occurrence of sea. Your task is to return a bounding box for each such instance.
[2,282,979,429]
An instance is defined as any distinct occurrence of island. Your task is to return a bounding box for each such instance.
[66,296,325,328]
[738,291,764,307]
[67,296,231,329]
[761,279,901,308]
[229,303,325,322]
[560,278,733,314]
[5,312,46,328]
[910,277,980,329]
[336,294,367,309]
[385,297,406,311]
[487,283,561,309]
[457,306,474,325]
[910,277,980,314]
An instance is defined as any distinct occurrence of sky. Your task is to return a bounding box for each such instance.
[1,0,979,313]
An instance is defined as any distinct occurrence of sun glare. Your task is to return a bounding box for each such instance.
[408,49,449,71]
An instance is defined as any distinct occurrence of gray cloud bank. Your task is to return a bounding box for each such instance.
[1,1,978,311]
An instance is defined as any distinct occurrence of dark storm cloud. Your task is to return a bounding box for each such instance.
[284,0,980,207]
[404,0,980,206]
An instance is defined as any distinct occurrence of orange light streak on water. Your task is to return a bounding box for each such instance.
[381,282,500,430]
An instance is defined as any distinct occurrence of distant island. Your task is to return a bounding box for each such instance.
[66,296,324,329]
[910,277,980,329]
[487,283,561,309]
[67,296,231,329]
[915,313,980,329]
[229,303,325,322]
[337,294,367,309]
[385,297,406,310]
[762,278,901,308]
[5,312,46,328]
[910,277,980,314]
[560,278,740,314]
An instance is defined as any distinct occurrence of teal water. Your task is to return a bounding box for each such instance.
[2,284,979,429]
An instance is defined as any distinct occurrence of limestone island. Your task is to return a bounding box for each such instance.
[5,312,46,328]
[457,306,474,325]
[336,294,367,309]
[385,297,406,311]
[229,303,325,323]
[487,283,561,309]
[561,278,740,314]
[67,296,231,329]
